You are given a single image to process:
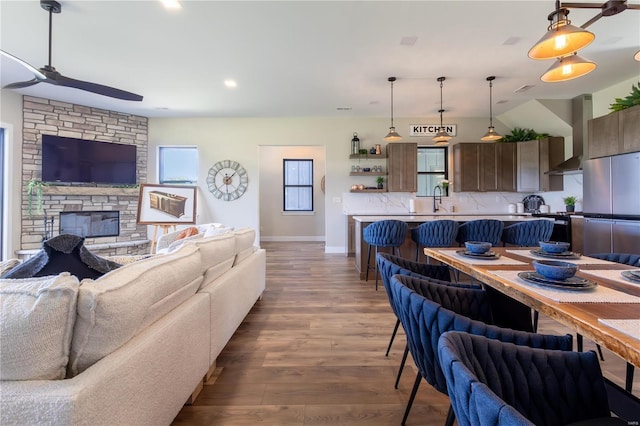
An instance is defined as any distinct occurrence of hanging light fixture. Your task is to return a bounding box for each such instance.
[433,76,452,145]
[528,3,595,60]
[481,76,502,142]
[634,50,640,61]
[384,76,402,142]
[541,52,597,82]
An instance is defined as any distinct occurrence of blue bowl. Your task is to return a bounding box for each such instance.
[539,241,570,254]
[532,260,578,280]
[465,241,492,254]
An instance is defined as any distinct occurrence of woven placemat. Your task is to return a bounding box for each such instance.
[439,250,527,266]
[506,250,615,265]
[598,319,640,340]
[489,270,640,304]
[580,269,640,286]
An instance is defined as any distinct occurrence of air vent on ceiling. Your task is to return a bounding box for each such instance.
[514,84,535,94]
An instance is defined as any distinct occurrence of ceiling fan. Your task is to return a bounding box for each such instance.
[1,0,143,102]
[561,0,640,28]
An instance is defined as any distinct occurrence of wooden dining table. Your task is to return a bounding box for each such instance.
[424,247,640,369]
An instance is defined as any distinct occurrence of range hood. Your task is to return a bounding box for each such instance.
[547,94,593,175]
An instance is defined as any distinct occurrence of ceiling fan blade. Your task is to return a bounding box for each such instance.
[3,79,41,90]
[53,74,143,101]
[0,49,47,80]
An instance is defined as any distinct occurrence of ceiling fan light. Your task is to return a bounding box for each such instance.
[635,50,640,61]
[481,127,503,142]
[384,127,402,142]
[541,53,597,82]
[528,8,594,60]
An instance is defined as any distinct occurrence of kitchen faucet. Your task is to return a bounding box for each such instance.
[433,185,442,213]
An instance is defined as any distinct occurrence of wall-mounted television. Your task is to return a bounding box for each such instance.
[59,211,120,238]
[42,135,137,184]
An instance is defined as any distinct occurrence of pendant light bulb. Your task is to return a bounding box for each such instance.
[384,77,402,142]
[433,76,452,145]
[481,76,502,142]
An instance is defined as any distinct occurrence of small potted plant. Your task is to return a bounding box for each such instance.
[376,176,384,189]
[441,179,449,195]
[27,179,47,217]
[563,196,577,213]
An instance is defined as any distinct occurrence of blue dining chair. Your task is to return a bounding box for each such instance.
[455,219,504,247]
[501,219,554,247]
[377,253,473,388]
[390,274,572,426]
[438,331,627,426]
[411,220,459,262]
[363,220,408,290]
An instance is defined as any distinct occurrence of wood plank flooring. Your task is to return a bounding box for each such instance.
[173,241,638,425]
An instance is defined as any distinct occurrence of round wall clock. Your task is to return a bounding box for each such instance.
[206,160,249,201]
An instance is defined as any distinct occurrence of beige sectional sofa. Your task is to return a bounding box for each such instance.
[0,227,265,426]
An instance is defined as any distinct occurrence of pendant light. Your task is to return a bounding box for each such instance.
[540,52,596,82]
[433,76,452,145]
[481,76,502,142]
[384,77,402,142]
[528,4,594,60]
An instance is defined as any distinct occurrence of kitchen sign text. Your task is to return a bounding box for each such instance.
[409,124,457,137]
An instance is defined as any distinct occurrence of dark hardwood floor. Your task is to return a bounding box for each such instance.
[173,241,638,425]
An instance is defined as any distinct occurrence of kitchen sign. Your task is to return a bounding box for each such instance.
[409,124,457,137]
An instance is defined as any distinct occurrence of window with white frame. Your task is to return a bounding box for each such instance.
[417,147,448,197]
[283,159,313,211]
[158,146,198,184]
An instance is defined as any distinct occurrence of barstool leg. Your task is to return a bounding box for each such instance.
[365,245,372,281]
[374,246,379,290]
[415,245,420,262]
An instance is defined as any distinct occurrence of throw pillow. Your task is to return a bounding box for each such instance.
[0,258,21,276]
[177,227,199,240]
[1,234,121,280]
[0,273,80,380]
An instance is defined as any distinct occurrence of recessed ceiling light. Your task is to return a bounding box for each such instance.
[496,100,509,104]
[224,79,237,88]
[160,0,181,10]
[400,36,418,46]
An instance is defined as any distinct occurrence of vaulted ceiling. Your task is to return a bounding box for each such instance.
[1,1,639,118]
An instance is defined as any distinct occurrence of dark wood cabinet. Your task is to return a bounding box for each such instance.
[516,137,564,192]
[453,143,516,192]
[589,105,640,159]
[387,143,417,192]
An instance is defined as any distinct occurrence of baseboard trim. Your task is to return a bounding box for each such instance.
[260,236,325,242]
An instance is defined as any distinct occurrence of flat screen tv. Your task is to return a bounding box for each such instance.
[59,211,120,238]
[42,135,137,184]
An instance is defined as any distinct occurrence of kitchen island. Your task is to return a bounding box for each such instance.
[351,214,552,280]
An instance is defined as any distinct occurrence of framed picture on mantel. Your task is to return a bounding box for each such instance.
[136,184,197,225]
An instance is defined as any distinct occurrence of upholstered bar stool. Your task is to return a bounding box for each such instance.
[411,220,459,262]
[455,219,504,247]
[501,219,553,247]
[363,220,407,290]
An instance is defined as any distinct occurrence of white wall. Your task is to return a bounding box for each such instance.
[592,75,640,118]
[0,90,23,260]
[259,145,325,241]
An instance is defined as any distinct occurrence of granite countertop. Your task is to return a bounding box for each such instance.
[352,214,546,223]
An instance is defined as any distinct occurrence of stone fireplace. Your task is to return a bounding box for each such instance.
[18,96,150,257]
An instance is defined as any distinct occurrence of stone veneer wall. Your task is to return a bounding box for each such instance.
[20,96,149,254]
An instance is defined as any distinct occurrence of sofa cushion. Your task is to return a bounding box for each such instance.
[0,273,80,380]
[233,228,257,266]
[68,244,203,376]
[175,232,236,285]
[204,226,233,238]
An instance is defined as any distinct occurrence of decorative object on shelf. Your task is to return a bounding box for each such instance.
[499,127,550,142]
[206,160,249,201]
[351,132,360,155]
[562,195,577,212]
[375,144,382,155]
[529,0,639,82]
[358,148,368,155]
[609,81,640,112]
[384,77,402,142]
[480,76,502,141]
[376,176,384,189]
[26,179,47,217]
[369,146,377,154]
[433,76,452,145]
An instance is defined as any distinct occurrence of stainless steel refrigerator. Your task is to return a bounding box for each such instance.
[583,152,640,255]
